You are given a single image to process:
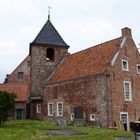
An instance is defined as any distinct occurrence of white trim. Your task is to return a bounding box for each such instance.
[36,104,41,113]
[48,103,53,116]
[124,81,132,101]
[122,59,129,71]
[120,112,129,131]
[70,113,74,121]
[136,64,140,74]
[57,102,63,116]
[90,114,95,121]
[111,52,120,66]
[111,36,127,66]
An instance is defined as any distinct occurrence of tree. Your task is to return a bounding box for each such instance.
[0,91,16,127]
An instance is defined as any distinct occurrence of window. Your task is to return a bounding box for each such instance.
[57,102,63,116]
[36,104,41,113]
[27,61,31,67]
[48,103,53,116]
[124,81,132,101]
[136,64,140,74]
[120,112,129,131]
[18,72,24,79]
[46,48,54,61]
[90,114,95,121]
[70,113,74,121]
[122,59,129,71]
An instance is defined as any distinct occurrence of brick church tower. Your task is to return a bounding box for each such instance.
[29,16,69,119]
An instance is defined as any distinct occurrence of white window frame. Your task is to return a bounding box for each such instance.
[90,114,95,121]
[136,64,140,74]
[36,104,41,113]
[120,112,129,131]
[57,102,63,116]
[70,113,74,121]
[48,103,53,116]
[124,81,132,101]
[122,59,129,71]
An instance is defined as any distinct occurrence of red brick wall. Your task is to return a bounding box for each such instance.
[108,37,140,127]
[30,101,44,119]
[7,56,30,85]
[44,74,109,127]
[8,102,27,120]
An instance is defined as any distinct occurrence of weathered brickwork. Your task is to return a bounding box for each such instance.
[30,45,68,98]
[44,74,110,127]
[30,101,44,119]
[3,17,140,130]
[42,28,140,129]
[7,56,30,84]
[108,34,140,128]
[30,44,68,119]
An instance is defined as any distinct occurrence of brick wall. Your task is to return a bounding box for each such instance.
[108,37,140,128]
[7,56,30,85]
[44,74,109,127]
[30,45,68,98]
[30,45,68,119]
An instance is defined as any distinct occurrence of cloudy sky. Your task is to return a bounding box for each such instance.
[0,0,140,83]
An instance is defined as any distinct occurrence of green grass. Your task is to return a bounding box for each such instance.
[0,120,134,140]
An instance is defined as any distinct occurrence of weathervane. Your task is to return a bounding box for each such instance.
[48,6,52,20]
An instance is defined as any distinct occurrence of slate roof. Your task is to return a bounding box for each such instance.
[48,37,122,84]
[0,84,28,101]
[32,19,69,47]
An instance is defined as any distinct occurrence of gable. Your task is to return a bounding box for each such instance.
[7,55,30,84]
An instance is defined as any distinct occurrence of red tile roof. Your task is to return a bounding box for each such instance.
[48,37,121,84]
[0,84,28,101]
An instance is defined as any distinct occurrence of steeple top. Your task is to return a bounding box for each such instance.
[31,18,69,48]
[48,6,52,20]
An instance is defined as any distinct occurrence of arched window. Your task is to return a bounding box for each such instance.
[46,48,54,61]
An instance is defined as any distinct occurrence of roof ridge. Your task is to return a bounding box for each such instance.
[69,37,121,57]
[9,55,30,76]
[47,36,121,84]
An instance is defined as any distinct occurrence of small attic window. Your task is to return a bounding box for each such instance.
[18,72,24,79]
[46,48,54,61]
[122,59,129,71]
[137,64,140,74]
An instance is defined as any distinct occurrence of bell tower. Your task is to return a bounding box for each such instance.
[29,14,69,118]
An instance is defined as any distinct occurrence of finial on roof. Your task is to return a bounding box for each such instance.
[48,6,52,20]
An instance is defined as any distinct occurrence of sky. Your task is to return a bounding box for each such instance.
[0,0,140,83]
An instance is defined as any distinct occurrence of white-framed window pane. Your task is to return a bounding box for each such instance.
[137,64,140,74]
[90,114,95,121]
[124,81,132,101]
[122,60,129,71]
[48,103,53,116]
[57,102,63,116]
[36,104,41,113]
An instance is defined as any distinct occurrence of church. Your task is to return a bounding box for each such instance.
[1,15,140,130]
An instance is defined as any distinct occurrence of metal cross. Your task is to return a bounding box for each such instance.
[48,6,52,20]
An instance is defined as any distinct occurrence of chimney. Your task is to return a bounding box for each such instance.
[121,27,132,38]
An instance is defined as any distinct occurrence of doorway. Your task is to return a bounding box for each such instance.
[74,107,83,119]
[120,112,129,131]
[16,109,24,120]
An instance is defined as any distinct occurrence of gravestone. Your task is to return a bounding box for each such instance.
[57,119,67,127]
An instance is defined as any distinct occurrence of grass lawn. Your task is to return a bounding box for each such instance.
[0,120,134,140]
